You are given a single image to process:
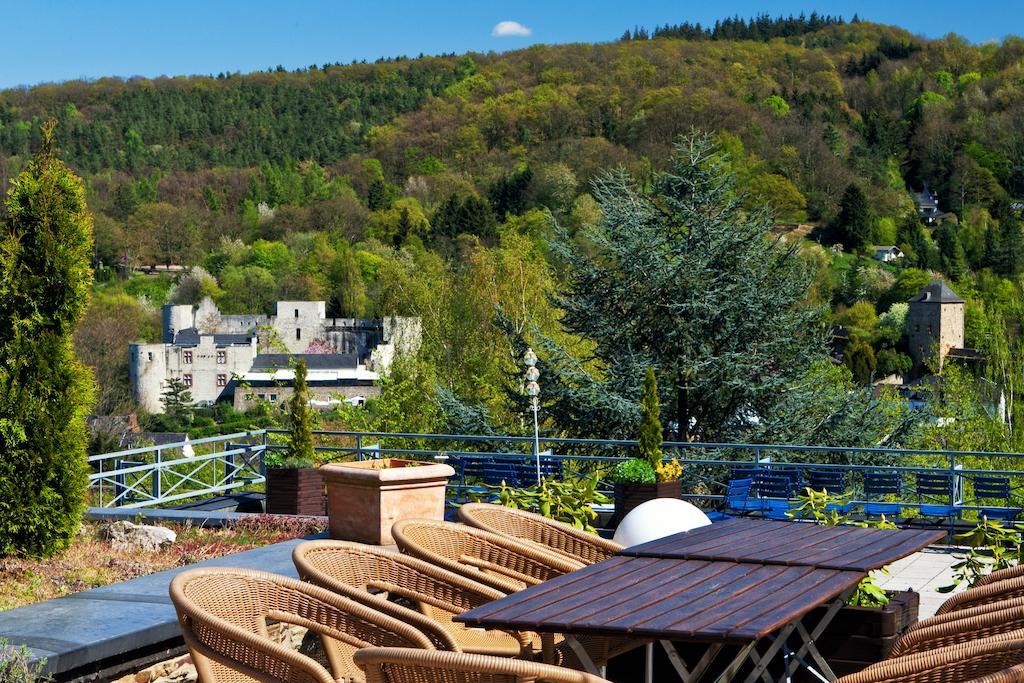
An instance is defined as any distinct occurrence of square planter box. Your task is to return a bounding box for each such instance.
[612,479,681,525]
[321,458,455,545]
[804,590,920,680]
[264,467,325,516]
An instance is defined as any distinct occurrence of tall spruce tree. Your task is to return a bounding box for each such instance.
[0,121,96,556]
[286,359,315,464]
[836,183,871,251]
[536,134,828,442]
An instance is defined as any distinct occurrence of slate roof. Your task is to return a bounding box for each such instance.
[250,353,358,370]
[171,328,253,346]
[908,280,965,304]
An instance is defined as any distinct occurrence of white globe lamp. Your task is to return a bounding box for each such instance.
[613,498,712,547]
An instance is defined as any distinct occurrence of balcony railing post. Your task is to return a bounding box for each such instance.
[356,433,363,461]
[154,448,163,501]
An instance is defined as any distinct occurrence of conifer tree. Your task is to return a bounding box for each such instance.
[527,134,827,442]
[836,183,871,251]
[0,121,96,556]
[286,359,315,465]
[637,368,663,468]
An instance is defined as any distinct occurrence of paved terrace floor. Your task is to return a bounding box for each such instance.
[0,525,964,680]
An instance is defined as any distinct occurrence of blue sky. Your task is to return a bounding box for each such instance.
[1,1,1020,89]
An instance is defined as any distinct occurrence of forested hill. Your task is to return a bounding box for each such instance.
[5,17,1024,432]
[1,19,1021,226]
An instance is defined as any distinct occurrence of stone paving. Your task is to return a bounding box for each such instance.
[876,545,964,617]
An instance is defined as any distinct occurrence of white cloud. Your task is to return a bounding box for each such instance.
[492,20,532,37]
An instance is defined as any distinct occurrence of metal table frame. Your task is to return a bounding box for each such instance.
[540,586,855,683]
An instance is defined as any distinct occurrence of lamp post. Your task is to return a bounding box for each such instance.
[523,348,541,484]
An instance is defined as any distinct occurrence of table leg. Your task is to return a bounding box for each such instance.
[662,641,722,682]
[716,641,760,683]
[564,635,602,676]
[742,623,797,683]
[646,642,654,683]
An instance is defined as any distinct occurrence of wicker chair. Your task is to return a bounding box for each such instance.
[965,663,1024,683]
[905,596,1024,635]
[936,576,1024,615]
[169,567,434,683]
[836,629,1024,683]
[391,520,638,669]
[888,605,1024,657]
[457,503,622,565]
[354,647,613,683]
[391,519,585,594]
[979,565,1024,586]
[293,540,532,657]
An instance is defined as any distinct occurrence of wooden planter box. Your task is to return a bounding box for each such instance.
[612,479,681,525]
[320,458,455,545]
[265,467,325,516]
[807,590,920,680]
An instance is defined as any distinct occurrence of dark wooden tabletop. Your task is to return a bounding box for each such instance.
[617,518,944,571]
[456,556,863,643]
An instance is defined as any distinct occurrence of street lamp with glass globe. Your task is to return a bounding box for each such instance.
[523,348,542,483]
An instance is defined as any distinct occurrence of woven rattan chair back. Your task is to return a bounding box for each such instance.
[391,519,585,594]
[979,564,1024,587]
[293,540,531,657]
[169,567,434,683]
[354,647,614,683]
[457,503,622,565]
[890,605,1024,657]
[837,630,1024,683]
[936,576,1024,615]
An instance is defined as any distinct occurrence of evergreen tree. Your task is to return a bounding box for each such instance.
[432,194,462,239]
[161,377,193,426]
[935,223,968,280]
[457,195,498,241]
[836,184,871,251]
[286,359,315,464]
[0,121,96,557]
[512,134,828,442]
[637,368,663,468]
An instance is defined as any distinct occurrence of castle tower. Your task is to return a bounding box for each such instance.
[907,280,965,370]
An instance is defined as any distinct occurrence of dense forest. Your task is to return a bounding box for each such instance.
[3,17,1024,451]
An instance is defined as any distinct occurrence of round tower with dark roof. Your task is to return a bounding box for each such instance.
[907,280,965,370]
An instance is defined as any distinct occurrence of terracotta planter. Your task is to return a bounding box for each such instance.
[808,590,920,680]
[321,458,455,545]
[265,467,325,516]
[612,479,681,525]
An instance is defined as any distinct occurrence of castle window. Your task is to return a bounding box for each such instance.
[915,324,920,333]
[294,308,299,318]
[258,393,266,400]
[183,350,193,364]
[147,352,154,361]
[216,374,227,387]
[216,350,226,364]
[270,393,278,402]
[182,374,193,388]
[296,328,301,341]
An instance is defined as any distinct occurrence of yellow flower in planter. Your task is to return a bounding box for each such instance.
[655,458,682,483]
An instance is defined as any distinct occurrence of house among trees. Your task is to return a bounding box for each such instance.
[129,299,419,413]
[872,245,904,262]
[913,187,952,226]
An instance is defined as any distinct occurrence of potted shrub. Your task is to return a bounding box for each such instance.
[320,457,455,545]
[264,360,325,516]
[611,369,681,524]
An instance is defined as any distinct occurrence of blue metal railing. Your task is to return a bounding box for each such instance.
[88,429,1024,516]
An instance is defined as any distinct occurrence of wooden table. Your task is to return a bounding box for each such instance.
[618,518,943,572]
[457,521,944,683]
